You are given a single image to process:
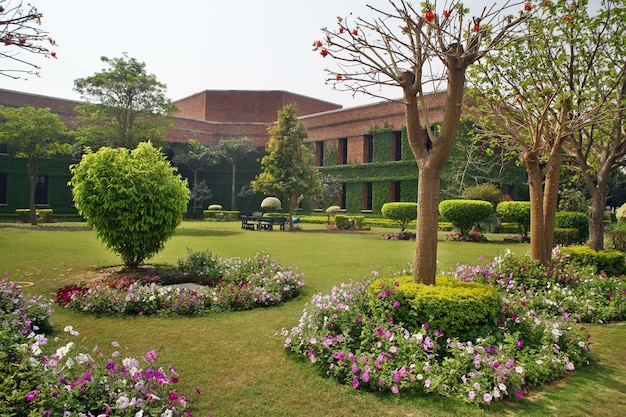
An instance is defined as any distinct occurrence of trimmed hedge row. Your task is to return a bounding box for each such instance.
[562,246,625,277]
[202,210,240,221]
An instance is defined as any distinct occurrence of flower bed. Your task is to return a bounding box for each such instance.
[1,278,202,416]
[283,249,626,405]
[57,252,305,316]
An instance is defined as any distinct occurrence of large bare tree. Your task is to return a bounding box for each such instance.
[0,0,57,79]
[315,0,530,284]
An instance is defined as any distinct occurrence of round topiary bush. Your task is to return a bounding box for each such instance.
[439,199,493,236]
[261,196,281,211]
[368,275,501,341]
[617,202,626,223]
[496,201,531,239]
[381,202,417,231]
[70,142,190,268]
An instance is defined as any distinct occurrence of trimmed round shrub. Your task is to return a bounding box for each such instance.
[70,142,190,268]
[462,183,500,208]
[381,202,417,231]
[208,204,222,210]
[555,211,589,243]
[617,203,626,223]
[496,201,531,239]
[261,196,281,211]
[368,275,501,341]
[439,199,493,236]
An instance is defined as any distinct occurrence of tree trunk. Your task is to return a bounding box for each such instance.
[587,167,611,251]
[525,151,549,265]
[28,154,38,226]
[412,167,441,285]
[231,162,236,210]
[542,144,562,258]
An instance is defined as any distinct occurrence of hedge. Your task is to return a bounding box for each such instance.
[202,210,240,221]
[555,211,589,243]
[16,208,54,223]
[562,246,625,277]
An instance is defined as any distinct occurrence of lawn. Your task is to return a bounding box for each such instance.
[3,220,625,416]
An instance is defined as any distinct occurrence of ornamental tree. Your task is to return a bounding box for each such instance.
[0,0,57,79]
[73,54,177,150]
[252,104,322,228]
[70,142,189,268]
[468,0,625,262]
[0,106,72,225]
[315,0,531,284]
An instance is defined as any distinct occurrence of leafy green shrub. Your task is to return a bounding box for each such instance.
[555,211,589,243]
[16,208,54,223]
[335,215,365,229]
[203,210,240,221]
[606,223,626,252]
[70,142,190,268]
[616,202,626,222]
[150,250,222,285]
[562,246,625,277]
[381,202,417,231]
[462,183,500,208]
[368,275,501,341]
[496,201,531,239]
[438,199,493,236]
[554,228,579,246]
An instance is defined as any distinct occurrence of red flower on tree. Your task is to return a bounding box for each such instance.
[443,9,450,17]
[425,10,435,22]
[336,74,343,80]
[320,48,329,57]
[352,28,358,35]
[524,3,533,11]
[339,27,344,34]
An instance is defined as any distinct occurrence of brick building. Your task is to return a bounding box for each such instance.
[0,87,451,216]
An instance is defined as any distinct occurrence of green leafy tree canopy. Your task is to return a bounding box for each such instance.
[70,142,190,268]
[73,53,177,150]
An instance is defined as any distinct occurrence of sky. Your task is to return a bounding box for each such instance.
[0,0,395,108]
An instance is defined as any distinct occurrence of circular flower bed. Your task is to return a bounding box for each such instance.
[57,252,305,316]
[283,249,626,405]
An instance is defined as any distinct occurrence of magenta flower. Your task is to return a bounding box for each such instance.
[145,349,157,364]
[391,385,399,394]
[352,378,359,388]
[25,390,40,402]
[516,389,524,398]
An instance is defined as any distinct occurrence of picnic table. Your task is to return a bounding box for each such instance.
[240,214,286,231]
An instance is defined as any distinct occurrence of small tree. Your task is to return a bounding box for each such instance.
[496,201,531,240]
[0,106,72,225]
[73,54,177,150]
[70,142,189,268]
[0,1,57,79]
[463,184,500,209]
[252,104,322,228]
[314,174,344,215]
[381,202,418,232]
[216,137,257,210]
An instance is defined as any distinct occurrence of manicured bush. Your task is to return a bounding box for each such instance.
[554,228,579,246]
[261,196,281,211]
[606,223,626,252]
[381,202,417,231]
[203,209,240,221]
[555,211,589,243]
[561,246,625,277]
[70,142,190,268]
[368,275,501,341]
[496,201,531,239]
[16,208,54,223]
[439,199,493,236]
[335,215,366,229]
[462,183,500,209]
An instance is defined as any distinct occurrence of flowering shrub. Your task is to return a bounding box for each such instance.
[282,249,617,404]
[445,230,488,242]
[502,235,530,243]
[57,253,305,316]
[1,278,203,416]
[382,231,416,240]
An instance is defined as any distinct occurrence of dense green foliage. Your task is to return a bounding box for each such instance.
[555,211,589,243]
[70,142,189,267]
[462,184,501,208]
[381,202,417,231]
[562,246,626,277]
[439,199,493,236]
[369,275,501,341]
[73,54,176,150]
[496,201,531,239]
[553,228,580,246]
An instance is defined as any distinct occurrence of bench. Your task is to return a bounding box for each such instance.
[257,216,286,231]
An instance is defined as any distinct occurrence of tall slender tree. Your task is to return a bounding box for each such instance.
[216,137,257,210]
[173,139,218,218]
[0,106,72,225]
[316,0,530,283]
[252,104,321,228]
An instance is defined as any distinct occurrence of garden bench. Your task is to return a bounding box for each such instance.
[240,215,257,230]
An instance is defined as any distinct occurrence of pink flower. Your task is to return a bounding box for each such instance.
[25,390,40,402]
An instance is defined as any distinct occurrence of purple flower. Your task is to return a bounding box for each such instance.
[352,378,359,388]
[391,385,399,394]
[25,390,40,402]
[392,301,401,309]
[516,389,524,398]
[517,340,524,348]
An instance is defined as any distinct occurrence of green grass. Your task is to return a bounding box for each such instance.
[3,221,625,416]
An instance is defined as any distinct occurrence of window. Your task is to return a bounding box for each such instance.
[35,175,49,205]
[391,131,402,161]
[364,135,373,163]
[0,173,7,205]
[341,183,347,209]
[390,181,401,202]
[338,138,347,165]
[362,182,372,211]
[315,141,324,166]
[0,143,7,154]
